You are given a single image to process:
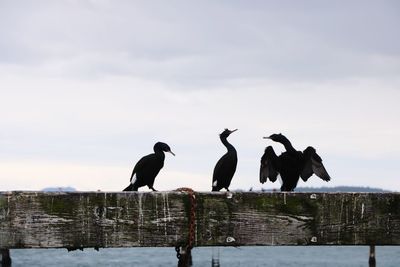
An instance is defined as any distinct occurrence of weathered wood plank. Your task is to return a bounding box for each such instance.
[0,191,399,249]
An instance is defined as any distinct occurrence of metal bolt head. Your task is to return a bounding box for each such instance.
[226,236,236,243]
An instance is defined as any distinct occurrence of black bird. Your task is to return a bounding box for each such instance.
[123,142,175,191]
[212,129,238,191]
[260,133,330,191]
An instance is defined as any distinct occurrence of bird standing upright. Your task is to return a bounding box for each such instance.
[212,129,238,191]
[123,142,175,191]
[260,133,330,191]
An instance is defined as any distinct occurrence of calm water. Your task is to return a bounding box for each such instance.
[10,246,399,266]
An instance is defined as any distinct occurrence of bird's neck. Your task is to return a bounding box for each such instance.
[154,150,166,159]
[221,137,236,152]
[281,140,296,153]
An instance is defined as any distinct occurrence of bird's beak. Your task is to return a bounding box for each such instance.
[168,150,175,156]
[230,129,238,133]
[263,136,270,139]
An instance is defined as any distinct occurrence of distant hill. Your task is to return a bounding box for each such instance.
[255,186,392,193]
[41,186,77,192]
[290,186,391,193]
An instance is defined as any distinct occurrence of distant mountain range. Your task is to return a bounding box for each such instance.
[41,186,77,192]
[256,186,392,193]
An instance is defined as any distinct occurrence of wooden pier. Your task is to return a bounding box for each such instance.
[1,191,399,265]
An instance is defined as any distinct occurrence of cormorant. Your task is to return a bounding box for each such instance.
[212,129,238,191]
[260,133,330,191]
[123,142,175,191]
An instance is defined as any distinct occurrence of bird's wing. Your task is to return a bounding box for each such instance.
[212,154,228,184]
[300,147,331,182]
[259,146,280,184]
[130,154,153,182]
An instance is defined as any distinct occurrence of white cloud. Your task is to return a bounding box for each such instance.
[1,72,399,191]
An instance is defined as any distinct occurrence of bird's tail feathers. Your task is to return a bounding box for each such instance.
[123,184,132,191]
[123,184,138,191]
[260,176,267,184]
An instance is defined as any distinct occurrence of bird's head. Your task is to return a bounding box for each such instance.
[263,133,288,144]
[220,128,238,138]
[154,142,175,156]
[303,146,316,155]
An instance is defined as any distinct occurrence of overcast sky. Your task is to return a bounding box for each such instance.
[1,0,399,192]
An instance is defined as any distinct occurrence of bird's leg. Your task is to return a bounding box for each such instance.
[150,186,158,192]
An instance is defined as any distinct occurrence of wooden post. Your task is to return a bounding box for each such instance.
[1,249,11,267]
[211,248,220,267]
[176,247,192,267]
[368,245,376,267]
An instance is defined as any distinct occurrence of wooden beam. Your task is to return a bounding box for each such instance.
[0,191,399,249]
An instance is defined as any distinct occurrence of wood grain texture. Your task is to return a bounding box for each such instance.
[0,191,399,249]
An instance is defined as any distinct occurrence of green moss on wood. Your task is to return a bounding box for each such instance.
[0,196,7,209]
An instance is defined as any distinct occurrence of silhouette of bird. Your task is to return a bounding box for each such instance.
[260,133,330,191]
[123,142,175,191]
[212,129,238,191]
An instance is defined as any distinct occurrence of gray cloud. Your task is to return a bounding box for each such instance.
[1,0,399,86]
